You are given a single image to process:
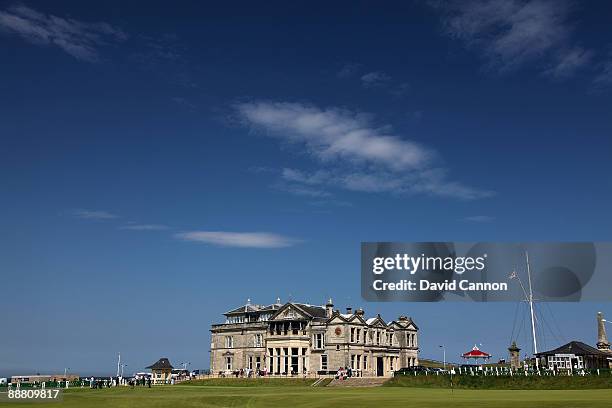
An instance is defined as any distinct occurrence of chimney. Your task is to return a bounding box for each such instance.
[346,307,353,314]
[356,308,365,316]
[597,312,610,351]
[325,298,334,318]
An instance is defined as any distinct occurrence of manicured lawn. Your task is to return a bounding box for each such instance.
[2,385,612,408]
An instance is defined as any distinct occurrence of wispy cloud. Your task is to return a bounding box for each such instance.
[119,224,170,231]
[462,215,495,222]
[390,82,411,97]
[281,167,491,200]
[337,62,363,78]
[174,231,300,248]
[361,71,392,88]
[430,0,591,77]
[592,57,612,90]
[171,96,197,111]
[236,101,432,170]
[235,101,492,200]
[545,47,593,79]
[0,4,127,62]
[275,182,332,198]
[71,209,119,220]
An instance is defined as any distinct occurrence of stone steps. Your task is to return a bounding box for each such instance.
[327,377,389,387]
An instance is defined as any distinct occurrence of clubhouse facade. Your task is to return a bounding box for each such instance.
[210,299,419,377]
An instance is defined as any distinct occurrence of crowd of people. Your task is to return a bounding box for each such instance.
[335,366,357,380]
[86,376,152,388]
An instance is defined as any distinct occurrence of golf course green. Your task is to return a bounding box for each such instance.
[1,385,611,408]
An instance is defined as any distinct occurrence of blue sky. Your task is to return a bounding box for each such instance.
[1,0,612,376]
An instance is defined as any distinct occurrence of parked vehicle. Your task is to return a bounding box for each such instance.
[395,366,433,375]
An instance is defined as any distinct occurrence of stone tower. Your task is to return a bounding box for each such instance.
[508,341,521,369]
[596,312,610,351]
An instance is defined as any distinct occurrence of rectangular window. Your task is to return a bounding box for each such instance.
[225,357,232,370]
[364,355,368,370]
[248,356,253,370]
[254,334,263,347]
[350,354,356,369]
[390,357,394,371]
[314,333,325,349]
[350,327,355,343]
[376,331,380,345]
[225,336,234,348]
[321,355,328,371]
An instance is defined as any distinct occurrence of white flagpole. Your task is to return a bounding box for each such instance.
[117,352,121,377]
[525,251,539,370]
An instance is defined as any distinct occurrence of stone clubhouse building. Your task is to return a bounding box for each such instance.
[210,298,419,377]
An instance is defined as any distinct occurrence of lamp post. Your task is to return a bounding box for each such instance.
[439,345,446,370]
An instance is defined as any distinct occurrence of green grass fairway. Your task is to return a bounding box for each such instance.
[2,385,612,408]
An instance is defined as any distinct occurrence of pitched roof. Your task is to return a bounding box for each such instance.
[291,303,327,318]
[462,345,491,358]
[366,315,387,327]
[536,341,611,357]
[224,302,281,315]
[146,358,173,370]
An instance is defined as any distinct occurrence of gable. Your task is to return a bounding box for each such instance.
[366,317,387,328]
[349,314,367,325]
[328,315,348,324]
[269,303,309,321]
[390,320,418,331]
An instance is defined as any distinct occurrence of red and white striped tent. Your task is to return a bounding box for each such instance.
[462,345,492,364]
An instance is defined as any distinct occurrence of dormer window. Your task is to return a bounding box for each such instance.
[226,315,245,324]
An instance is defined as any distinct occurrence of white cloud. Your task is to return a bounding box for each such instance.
[0,5,126,62]
[174,231,300,248]
[546,47,593,79]
[361,71,392,88]
[236,101,491,200]
[120,224,170,231]
[282,167,492,200]
[71,209,119,220]
[431,0,591,76]
[236,101,432,171]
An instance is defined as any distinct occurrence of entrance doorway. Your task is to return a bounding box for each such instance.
[376,357,384,377]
